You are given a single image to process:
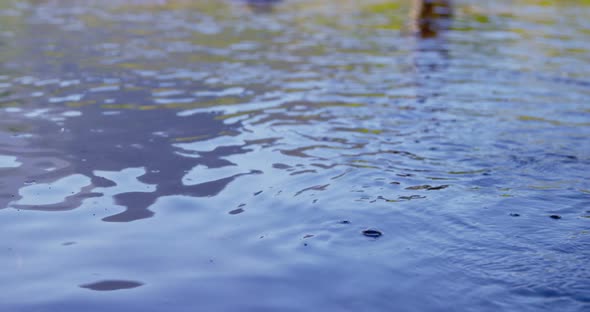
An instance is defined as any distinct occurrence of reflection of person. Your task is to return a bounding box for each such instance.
[407,0,453,104]
[410,0,453,38]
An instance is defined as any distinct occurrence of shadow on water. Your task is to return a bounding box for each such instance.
[57,109,264,222]
[3,104,264,222]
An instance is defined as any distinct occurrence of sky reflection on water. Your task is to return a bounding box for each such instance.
[0,0,589,311]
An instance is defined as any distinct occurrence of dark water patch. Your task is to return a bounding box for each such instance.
[80,280,143,291]
[398,195,426,201]
[405,184,449,190]
[272,163,291,169]
[426,184,449,190]
[406,184,432,190]
[294,184,330,197]
[229,208,244,215]
[362,229,382,238]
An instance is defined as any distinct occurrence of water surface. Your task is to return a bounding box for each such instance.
[1,0,589,311]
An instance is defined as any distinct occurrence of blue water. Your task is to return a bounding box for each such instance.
[1,0,589,311]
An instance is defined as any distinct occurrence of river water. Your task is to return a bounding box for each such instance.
[1,0,589,311]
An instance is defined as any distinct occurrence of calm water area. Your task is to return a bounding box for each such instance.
[0,0,589,311]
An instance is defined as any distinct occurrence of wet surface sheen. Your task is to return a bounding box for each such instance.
[1,0,589,311]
